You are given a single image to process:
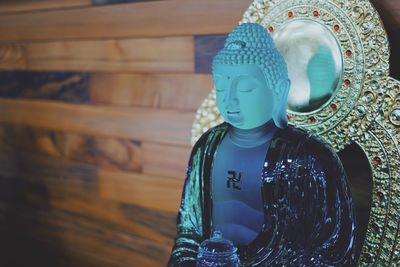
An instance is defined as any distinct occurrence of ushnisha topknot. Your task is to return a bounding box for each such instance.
[212,23,288,90]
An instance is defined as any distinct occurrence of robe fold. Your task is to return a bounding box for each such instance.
[167,123,356,267]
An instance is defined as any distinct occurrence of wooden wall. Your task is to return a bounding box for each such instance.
[0,1,398,267]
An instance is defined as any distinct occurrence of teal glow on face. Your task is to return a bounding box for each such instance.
[213,64,274,129]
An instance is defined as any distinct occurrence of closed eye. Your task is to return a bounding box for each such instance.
[213,76,227,92]
[237,78,258,92]
[215,84,226,92]
[239,87,256,92]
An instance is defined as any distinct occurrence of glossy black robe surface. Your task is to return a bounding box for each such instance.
[167,123,356,266]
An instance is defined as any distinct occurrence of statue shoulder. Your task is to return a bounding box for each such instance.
[190,122,229,154]
[304,130,341,166]
[281,125,342,166]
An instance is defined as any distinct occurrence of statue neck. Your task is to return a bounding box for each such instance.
[228,120,278,148]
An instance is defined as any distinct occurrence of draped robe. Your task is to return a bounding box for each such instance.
[167,123,356,266]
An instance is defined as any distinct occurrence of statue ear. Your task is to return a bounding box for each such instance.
[272,78,291,128]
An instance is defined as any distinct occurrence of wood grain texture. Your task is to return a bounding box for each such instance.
[0,121,190,182]
[0,43,26,69]
[0,228,132,267]
[0,123,142,173]
[0,149,98,203]
[0,0,252,41]
[0,98,195,146]
[142,141,190,178]
[0,141,183,214]
[99,168,183,213]
[22,37,194,72]
[0,0,90,14]
[51,198,177,246]
[92,0,162,5]
[0,71,90,103]
[0,144,178,266]
[90,73,213,110]
[0,146,177,244]
[0,203,171,267]
[195,34,226,74]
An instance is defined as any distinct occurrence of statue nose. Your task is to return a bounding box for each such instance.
[225,86,239,106]
[228,98,239,106]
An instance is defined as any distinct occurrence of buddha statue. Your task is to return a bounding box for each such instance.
[168,23,357,266]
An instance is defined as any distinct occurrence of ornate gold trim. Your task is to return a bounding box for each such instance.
[192,0,400,265]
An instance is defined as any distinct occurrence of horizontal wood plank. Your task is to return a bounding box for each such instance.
[0,0,90,14]
[0,98,195,146]
[0,204,171,267]
[0,122,195,178]
[195,35,226,73]
[0,44,26,69]
[90,73,212,110]
[91,73,158,108]
[0,123,142,173]
[0,71,90,103]
[20,37,194,72]
[0,37,193,72]
[0,149,99,203]
[52,197,177,246]
[0,175,177,248]
[0,227,129,267]
[0,148,177,244]
[99,168,183,213]
[142,141,190,178]
[0,135,184,213]
[0,144,183,213]
[0,0,252,41]
[92,0,163,5]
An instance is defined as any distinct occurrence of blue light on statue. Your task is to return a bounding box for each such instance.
[168,23,357,267]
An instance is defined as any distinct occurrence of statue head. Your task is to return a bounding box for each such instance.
[212,23,290,130]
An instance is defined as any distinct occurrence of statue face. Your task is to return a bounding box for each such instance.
[213,64,274,129]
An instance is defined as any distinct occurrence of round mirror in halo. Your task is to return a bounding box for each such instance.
[273,20,343,113]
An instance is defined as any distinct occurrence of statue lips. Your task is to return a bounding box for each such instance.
[227,110,242,123]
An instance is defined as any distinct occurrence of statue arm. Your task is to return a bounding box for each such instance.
[285,137,356,266]
[167,147,204,267]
